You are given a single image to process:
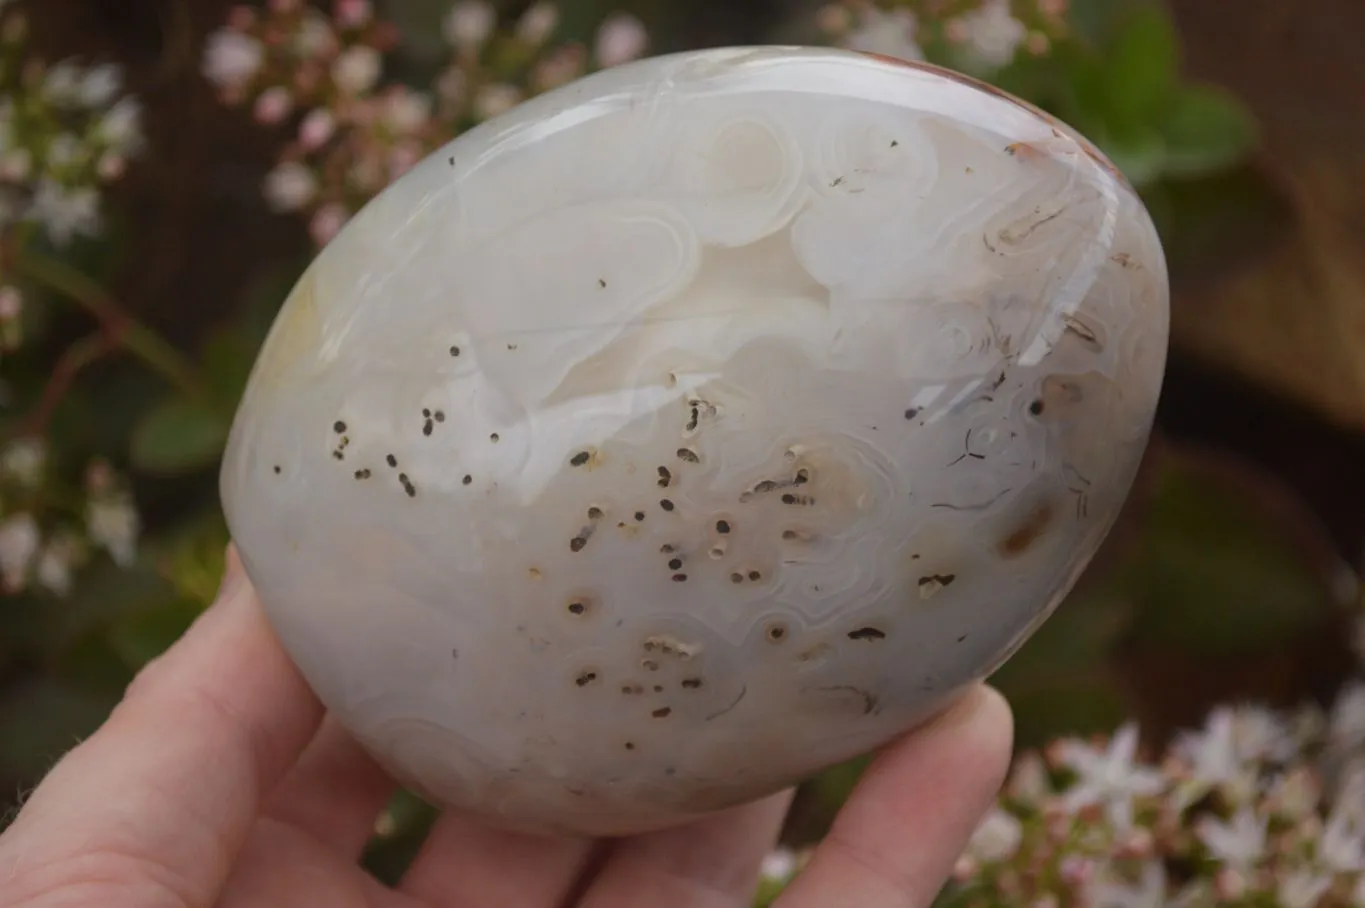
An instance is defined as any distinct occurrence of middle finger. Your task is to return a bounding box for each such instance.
[398,810,600,907]
[576,790,793,908]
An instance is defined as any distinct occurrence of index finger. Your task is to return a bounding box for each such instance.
[775,684,1013,908]
[0,547,324,907]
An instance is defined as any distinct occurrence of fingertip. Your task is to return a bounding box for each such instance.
[577,788,795,907]
[956,683,1014,799]
[871,682,1014,814]
[925,683,1012,738]
[951,683,1014,776]
[774,683,1015,908]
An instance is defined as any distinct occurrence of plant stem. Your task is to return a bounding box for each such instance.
[22,330,116,436]
[14,248,203,398]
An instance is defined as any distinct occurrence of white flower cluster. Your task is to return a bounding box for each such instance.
[0,4,144,249]
[819,0,1060,72]
[945,0,1028,69]
[754,670,1365,907]
[0,1,145,361]
[0,439,139,596]
[206,0,647,247]
[943,679,1365,907]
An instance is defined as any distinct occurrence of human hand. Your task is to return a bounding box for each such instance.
[0,547,1013,908]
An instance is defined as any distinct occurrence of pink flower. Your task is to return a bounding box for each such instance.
[381,88,432,135]
[227,6,256,31]
[309,202,348,246]
[516,2,559,46]
[294,14,338,60]
[0,285,22,321]
[346,151,386,194]
[1213,867,1249,901]
[203,28,264,89]
[334,0,372,29]
[594,13,648,68]
[1267,766,1322,821]
[473,82,521,120]
[97,151,126,181]
[253,85,294,123]
[815,4,853,36]
[532,44,586,91]
[331,45,381,95]
[1058,854,1094,888]
[298,108,336,150]
[387,140,423,180]
[1025,32,1051,55]
[1115,827,1155,860]
[435,66,467,105]
[0,147,32,181]
[85,459,115,494]
[263,161,318,212]
[444,1,495,50]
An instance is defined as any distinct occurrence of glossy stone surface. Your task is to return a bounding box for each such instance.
[220,46,1169,836]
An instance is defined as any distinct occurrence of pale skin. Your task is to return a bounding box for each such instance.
[0,547,1013,908]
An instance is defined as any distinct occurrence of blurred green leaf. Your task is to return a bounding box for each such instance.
[995,583,1131,692]
[1123,457,1341,656]
[1101,4,1179,137]
[753,876,790,907]
[1151,163,1290,280]
[362,789,440,885]
[157,510,231,608]
[1159,83,1259,179]
[105,600,203,671]
[202,328,258,412]
[1102,127,1168,188]
[129,394,230,476]
[30,558,178,658]
[1008,680,1131,749]
[1065,0,1148,47]
[803,753,872,834]
[52,632,139,694]
[45,363,163,468]
[991,578,1134,746]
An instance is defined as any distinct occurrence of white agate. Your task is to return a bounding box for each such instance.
[220,45,1169,836]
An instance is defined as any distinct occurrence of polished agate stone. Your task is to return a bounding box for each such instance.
[220,46,1169,836]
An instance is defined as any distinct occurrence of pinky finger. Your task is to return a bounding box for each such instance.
[775,684,1013,908]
